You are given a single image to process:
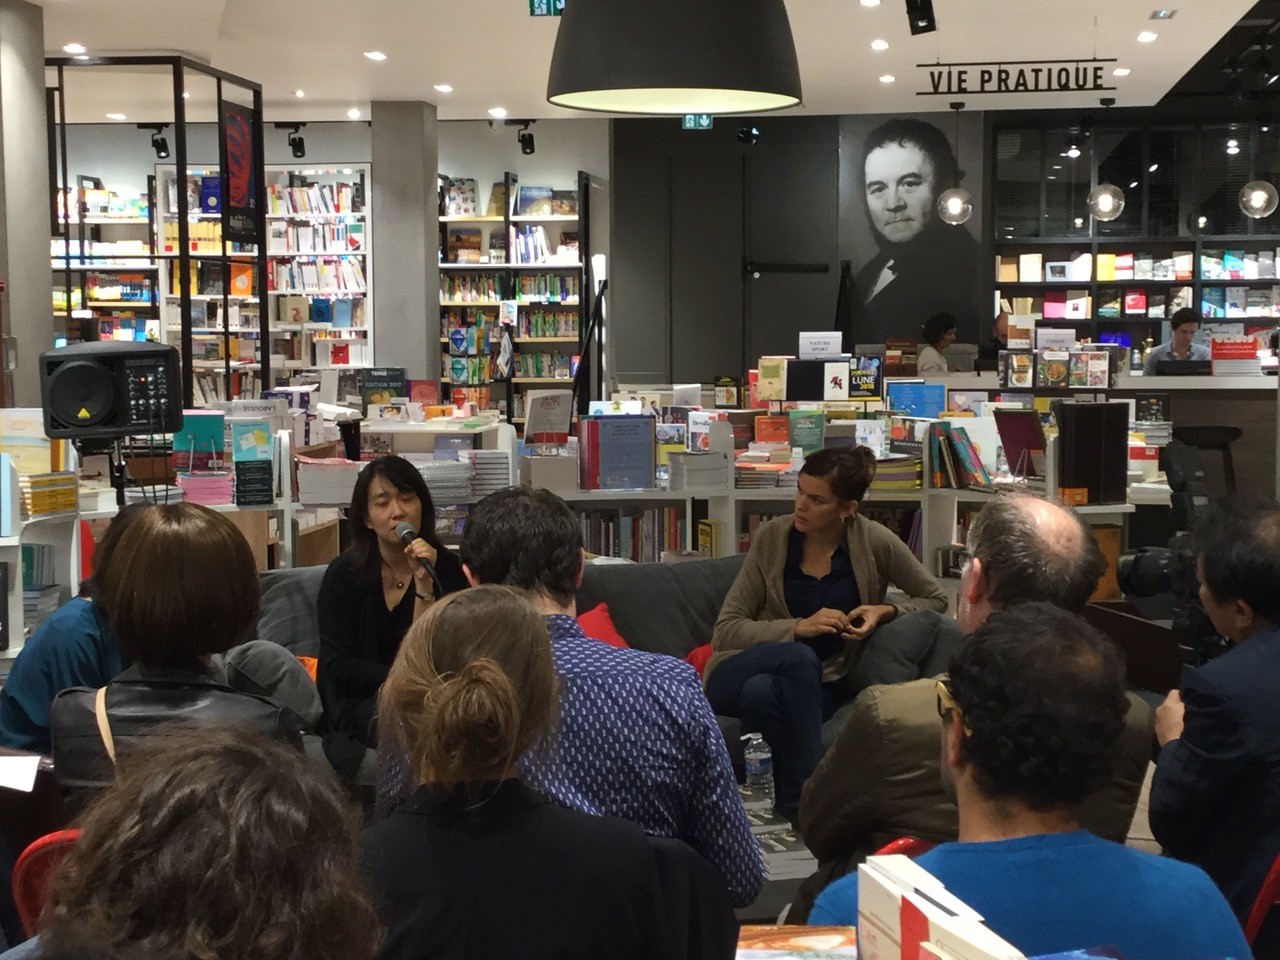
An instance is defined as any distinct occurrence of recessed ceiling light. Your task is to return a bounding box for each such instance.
[1113,67,1131,77]
[295,90,305,98]
[871,39,889,51]
[105,113,127,120]
[879,74,896,84]
[1150,9,1176,19]
[363,51,388,61]
[1052,164,1062,170]
[1137,31,1158,42]
[1149,162,1159,172]
[1048,175,1057,180]
[1227,144,1241,155]
[1066,145,1081,158]
[182,91,190,100]
[1227,138,1239,148]
[860,0,881,6]
[347,107,361,119]
[1129,180,1139,188]
[488,106,508,118]
[62,43,86,54]
[434,84,454,93]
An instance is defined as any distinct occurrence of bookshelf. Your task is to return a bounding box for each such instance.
[438,170,590,425]
[51,177,160,345]
[994,239,1280,366]
[156,164,373,407]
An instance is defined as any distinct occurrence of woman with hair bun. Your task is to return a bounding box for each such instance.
[708,445,947,816]
[363,585,667,960]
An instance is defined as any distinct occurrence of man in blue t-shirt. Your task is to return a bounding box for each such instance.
[810,603,1250,960]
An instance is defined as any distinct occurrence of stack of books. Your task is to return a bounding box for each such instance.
[1135,421,1173,446]
[415,459,471,504]
[23,585,59,635]
[734,462,792,489]
[175,472,234,506]
[668,451,730,491]
[870,457,923,492]
[18,472,77,518]
[458,450,511,498]
[124,485,184,505]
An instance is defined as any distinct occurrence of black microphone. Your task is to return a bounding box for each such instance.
[395,521,443,599]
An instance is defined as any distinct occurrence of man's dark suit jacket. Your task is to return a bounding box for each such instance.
[1151,626,1280,920]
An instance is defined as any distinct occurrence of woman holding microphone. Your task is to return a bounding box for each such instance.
[318,455,468,746]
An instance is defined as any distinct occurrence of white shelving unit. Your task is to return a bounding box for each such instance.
[0,456,82,662]
[154,163,373,406]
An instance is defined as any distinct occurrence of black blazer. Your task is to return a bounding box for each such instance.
[317,548,468,744]
[1150,626,1280,918]
[362,780,669,960]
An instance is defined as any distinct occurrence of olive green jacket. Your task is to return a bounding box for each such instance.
[707,514,948,683]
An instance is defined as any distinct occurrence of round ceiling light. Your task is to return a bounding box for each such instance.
[937,188,973,225]
[546,0,801,115]
[1240,180,1279,219]
[1087,183,1126,222]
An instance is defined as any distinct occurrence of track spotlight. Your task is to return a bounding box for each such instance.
[518,122,535,155]
[737,125,761,145]
[138,124,170,160]
[274,123,307,160]
[905,0,937,35]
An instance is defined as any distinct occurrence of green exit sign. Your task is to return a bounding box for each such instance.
[529,0,564,15]
[682,114,714,130]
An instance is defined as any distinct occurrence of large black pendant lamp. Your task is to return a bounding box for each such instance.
[546,0,803,115]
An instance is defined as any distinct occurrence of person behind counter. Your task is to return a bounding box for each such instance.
[977,308,1009,365]
[708,446,947,816]
[1141,307,1211,375]
[916,312,957,374]
[318,455,469,746]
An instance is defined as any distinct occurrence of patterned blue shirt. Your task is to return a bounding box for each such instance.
[527,615,764,906]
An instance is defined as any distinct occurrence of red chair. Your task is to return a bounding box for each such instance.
[873,836,936,858]
[12,829,80,937]
[1245,849,1280,944]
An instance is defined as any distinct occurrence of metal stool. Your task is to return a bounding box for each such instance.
[1172,425,1244,495]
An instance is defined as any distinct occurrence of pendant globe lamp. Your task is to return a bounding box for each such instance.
[546,0,802,115]
[936,101,973,225]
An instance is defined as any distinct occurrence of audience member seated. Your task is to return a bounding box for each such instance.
[794,495,1153,921]
[376,486,762,907]
[365,585,690,960]
[809,604,1250,960]
[318,455,468,747]
[1,727,380,960]
[0,505,150,755]
[915,312,956,374]
[709,447,947,817]
[49,503,305,793]
[1151,497,1280,927]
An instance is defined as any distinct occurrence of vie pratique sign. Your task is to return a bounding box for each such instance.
[917,58,1117,96]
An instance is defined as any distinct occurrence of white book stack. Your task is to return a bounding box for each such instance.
[668,451,730,491]
[459,449,511,497]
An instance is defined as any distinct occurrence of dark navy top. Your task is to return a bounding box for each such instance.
[783,529,861,660]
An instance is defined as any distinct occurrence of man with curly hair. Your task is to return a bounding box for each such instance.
[809,604,1249,960]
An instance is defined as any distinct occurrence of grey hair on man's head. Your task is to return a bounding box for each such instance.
[966,494,1104,614]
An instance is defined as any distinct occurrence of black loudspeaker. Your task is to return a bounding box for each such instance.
[905,0,938,34]
[1056,401,1130,505]
[39,341,182,439]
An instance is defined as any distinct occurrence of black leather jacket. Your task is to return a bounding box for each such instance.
[50,663,301,791]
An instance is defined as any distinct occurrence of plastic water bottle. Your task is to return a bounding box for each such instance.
[994,444,1012,481]
[741,733,775,810]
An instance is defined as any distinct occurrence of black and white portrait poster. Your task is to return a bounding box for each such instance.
[838,112,986,345]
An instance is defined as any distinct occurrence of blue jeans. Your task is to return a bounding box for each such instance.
[706,643,830,810]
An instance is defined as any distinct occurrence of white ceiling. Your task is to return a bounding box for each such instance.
[37,0,1254,123]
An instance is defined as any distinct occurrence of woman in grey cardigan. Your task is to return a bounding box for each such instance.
[707,446,946,815]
